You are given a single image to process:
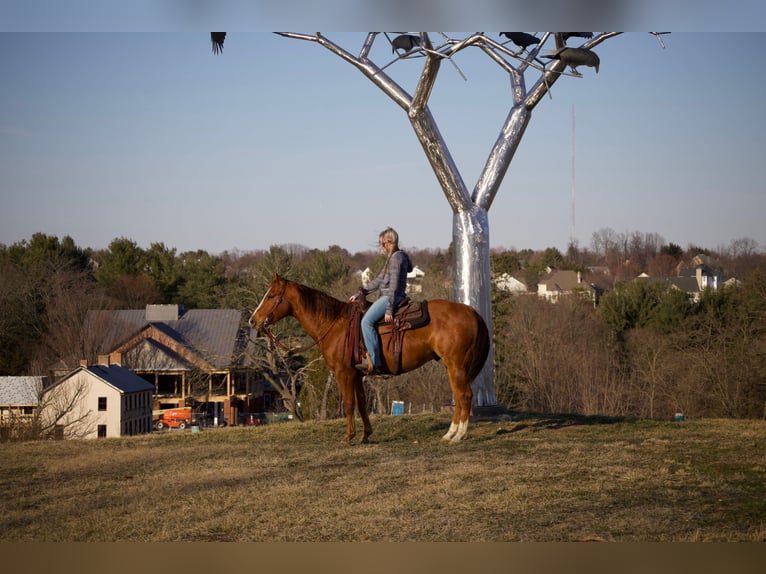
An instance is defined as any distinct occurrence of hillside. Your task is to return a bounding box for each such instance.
[1,412,764,542]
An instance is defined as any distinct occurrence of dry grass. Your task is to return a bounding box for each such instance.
[1,413,765,541]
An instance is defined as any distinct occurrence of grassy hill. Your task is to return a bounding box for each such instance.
[1,412,764,541]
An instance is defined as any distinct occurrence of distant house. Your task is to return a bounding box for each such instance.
[494,273,529,294]
[41,362,154,439]
[64,304,269,426]
[670,264,720,302]
[407,265,425,293]
[538,268,597,304]
[359,265,427,293]
[639,262,723,303]
[0,376,44,437]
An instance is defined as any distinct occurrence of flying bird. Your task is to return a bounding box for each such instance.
[542,47,600,75]
[500,32,540,51]
[211,32,226,55]
[391,34,421,54]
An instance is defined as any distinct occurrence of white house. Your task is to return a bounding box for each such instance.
[538,269,596,303]
[41,362,154,439]
[359,265,426,293]
[494,273,528,294]
[407,265,425,293]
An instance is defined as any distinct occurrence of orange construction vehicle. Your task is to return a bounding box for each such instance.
[154,407,192,430]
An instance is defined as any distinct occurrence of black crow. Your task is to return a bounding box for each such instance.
[561,32,594,43]
[391,34,421,53]
[500,32,540,51]
[211,32,226,55]
[542,47,600,74]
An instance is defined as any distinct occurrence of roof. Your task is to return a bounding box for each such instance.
[668,276,702,293]
[85,307,248,370]
[55,365,154,394]
[0,376,43,405]
[540,270,592,293]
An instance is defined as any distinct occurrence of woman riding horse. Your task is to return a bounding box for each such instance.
[250,273,489,443]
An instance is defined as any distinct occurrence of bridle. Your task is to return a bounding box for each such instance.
[258,280,288,331]
[253,280,338,354]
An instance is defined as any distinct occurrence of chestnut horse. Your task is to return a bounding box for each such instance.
[249,274,490,443]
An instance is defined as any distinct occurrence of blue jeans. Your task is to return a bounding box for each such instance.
[361,295,403,367]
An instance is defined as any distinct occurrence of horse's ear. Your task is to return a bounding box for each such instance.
[273,272,280,281]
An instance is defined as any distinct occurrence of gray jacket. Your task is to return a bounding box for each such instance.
[362,250,413,314]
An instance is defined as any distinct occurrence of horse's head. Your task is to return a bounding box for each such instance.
[249,273,292,333]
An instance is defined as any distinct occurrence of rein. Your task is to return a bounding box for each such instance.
[258,281,339,354]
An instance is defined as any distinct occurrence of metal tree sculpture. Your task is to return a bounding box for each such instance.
[274,32,638,406]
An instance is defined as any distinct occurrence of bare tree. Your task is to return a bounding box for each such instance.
[271,32,650,406]
[36,377,95,439]
[247,336,324,421]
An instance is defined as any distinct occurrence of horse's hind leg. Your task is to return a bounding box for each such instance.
[441,369,472,443]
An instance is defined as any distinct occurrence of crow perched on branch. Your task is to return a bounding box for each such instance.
[542,47,600,75]
[499,32,540,51]
[391,34,421,53]
[211,32,226,55]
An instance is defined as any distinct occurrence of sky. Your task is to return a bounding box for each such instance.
[1,31,765,256]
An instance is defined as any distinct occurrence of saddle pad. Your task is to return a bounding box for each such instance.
[377,300,430,333]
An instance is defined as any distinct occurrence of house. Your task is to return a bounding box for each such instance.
[670,264,721,302]
[63,304,270,425]
[360,265,427,293]
[40,362,154,439]
[407,265,425,293]
[494,272,529,294]
[537,268,597,303]
[639,263,723,303]
[0,376,44,439]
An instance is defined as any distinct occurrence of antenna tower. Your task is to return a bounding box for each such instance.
[570,104,576,245]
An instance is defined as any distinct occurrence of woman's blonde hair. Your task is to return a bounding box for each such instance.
[379,227,399,250]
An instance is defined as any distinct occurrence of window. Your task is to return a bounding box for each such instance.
[97,425,107,438]
[98,397,107,411]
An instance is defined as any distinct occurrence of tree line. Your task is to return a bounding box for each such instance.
[1,230,764,420]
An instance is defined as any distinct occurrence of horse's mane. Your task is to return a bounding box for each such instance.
[293,282,347,323]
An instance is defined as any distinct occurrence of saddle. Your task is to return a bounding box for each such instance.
[345,294,430,374]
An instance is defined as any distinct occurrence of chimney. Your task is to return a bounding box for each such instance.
[146,304,181,322]
[97,354,110,366]
[79,359,88,367]
[109,352,122,366]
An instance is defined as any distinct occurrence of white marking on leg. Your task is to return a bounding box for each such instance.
[450,420,469,443]
[442,422,458,441]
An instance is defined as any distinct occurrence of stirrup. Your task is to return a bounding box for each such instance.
[355,356,374,374]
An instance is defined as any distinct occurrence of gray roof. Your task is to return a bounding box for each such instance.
[0,376,43,405]
[83,365,155,393]
[85,307,248,370]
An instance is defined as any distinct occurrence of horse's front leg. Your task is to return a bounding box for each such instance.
[337,372,357,443]
[354,374,373,443]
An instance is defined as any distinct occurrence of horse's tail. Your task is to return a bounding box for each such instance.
[466,310,491,382]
